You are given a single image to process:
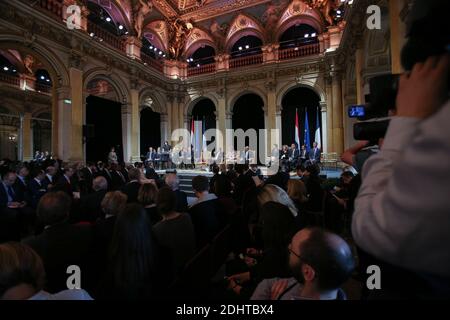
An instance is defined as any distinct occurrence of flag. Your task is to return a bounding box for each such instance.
[304,108,311,151]
[295,109,300,148]
[315,107,321,149]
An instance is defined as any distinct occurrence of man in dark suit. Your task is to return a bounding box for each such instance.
[0,171,22,241]
[41,165,57,191]
[188,175,222,248]
[121,168,141,203]
[289,143,300,171]
[299,144,309,166]
[110,163,126,191]
[145,147,156,166]
[53,167,75,196]
[28,169,47,208]
[13,165,30,203]
[98,162,113,191]
[79,176,108,221]
[164,173,188,212]
[81,162,96,194]
[309,142,321,164]
[23,191,93,293]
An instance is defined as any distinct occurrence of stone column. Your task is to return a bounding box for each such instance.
[331,72,344,154]
[129,88,141,162]
[160,113,169,146]
[53,86,71,160]
[262,44,279,63]
[216,93,226,153]
[126,37,142,60]
[275,108,282,148]
[121,107,132,162]
[215,54,230,72]
[266,83,277,158]
[225,112,233,155]
[69,67,83,162]
[22,112,33,161]
[319,102,328,153]
[389,0,407,74]
[325,76,334,152]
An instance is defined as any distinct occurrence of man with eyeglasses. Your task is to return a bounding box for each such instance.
[251,228,355,300]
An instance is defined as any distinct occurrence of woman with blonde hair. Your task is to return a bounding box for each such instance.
[257,184,298,217]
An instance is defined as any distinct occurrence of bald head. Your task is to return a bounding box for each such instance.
[165,173,179,191]
[93,176,108,192]
[289,228,355,291]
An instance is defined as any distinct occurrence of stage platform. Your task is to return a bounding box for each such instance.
[155,167,343,198]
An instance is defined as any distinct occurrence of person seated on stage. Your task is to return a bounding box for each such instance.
[251,227,354,300]
[308,142,321,164]
[188,175,222,248]
[154,147,162,170]
[145,147,156,166]
[289,143,300,171]
[164,173,188,213]
[299,145,308,166]
[280,145,290,171]
[0,242,92,300]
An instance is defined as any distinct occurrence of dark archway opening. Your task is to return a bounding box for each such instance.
[230,35,263,58]
[281,87,321,148]
[86,95,123,163]
[279,24,318,49]
[232,93,265,163]
[188,45,216,66]
[140,107,161,154]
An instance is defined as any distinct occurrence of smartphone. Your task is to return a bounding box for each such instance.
[348,105,366,118]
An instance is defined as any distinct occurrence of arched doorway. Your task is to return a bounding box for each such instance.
[281,87,321,148]
[85,78,123,163]
[232,93,265,163]
[140,107,161,153]
[190,98,216,159]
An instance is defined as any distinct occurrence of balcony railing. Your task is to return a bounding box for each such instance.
[32,0,63,20]
[87,22,126,53]
[229,54,263,69]
[0,73,20,87]
[141,52,164,73]
[35,82,52,93]
[187,63,216,77]
[279,43,321,60]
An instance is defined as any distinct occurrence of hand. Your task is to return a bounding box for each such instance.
[270,279,289,300]
[396,54,449,119]
[228,272,250,285]
[341,141,369,165]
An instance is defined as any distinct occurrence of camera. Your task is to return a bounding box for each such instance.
[349,74,400,142]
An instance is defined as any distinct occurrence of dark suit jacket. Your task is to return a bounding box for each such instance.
[23,222,93,292]
[13,177,28,202]
[41,176,54,191]
[99,169,113,191]
[81,168,94,194]
[0,183,21,208]
[121,181,141,203]
[309,148,321,163]
[289,149,300,160]
[53,176,74,196]
[80,189,108,221]
[28,179,47,208]
[110,170,126,191]
[174,189,188,213]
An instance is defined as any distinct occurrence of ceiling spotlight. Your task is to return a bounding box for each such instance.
[3,66,8,71]
[311,33,317,37]
[337,10,341,14]
[190,58,193,62]
[40,75,45,80]
[99,38,103,42]
[245,45,249,49]
[125,31,129,35]
[197,64,200,67]
[158,51,162,55]
[46,79,50,82]
[12,69,16,73]
[304,34,309,38]
[163,54,166,58]
[106,17,111,22]
[186,59,190,62]
[89,32,95,37]
[149,46,153,49]
[238,46,243,51]
[118,25,124,30]
[154,48,157,52]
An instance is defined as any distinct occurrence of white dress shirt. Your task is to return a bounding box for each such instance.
[352,100,450,278]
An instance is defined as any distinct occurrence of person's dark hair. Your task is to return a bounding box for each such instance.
[128,168,141,181]
[1,170,15,180]
[108,204,155,297]
[0,243,46,298]
[235,164,245,175]
[296,164,306,172]
[15,165,28,175]
[31,169,45,179]
[156,187,177,215]
[214,175,232,197]
[212,165,220,175]
[305,164,320,177]
[341,171,354,179]
[192,175,209,193]
[37,191,71,226]
[297,228,355,291]
[138,183,158,206]
[261,202,297,249]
